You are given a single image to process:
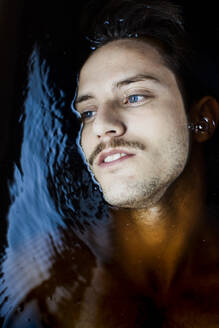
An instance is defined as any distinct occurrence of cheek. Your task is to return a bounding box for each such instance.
[80,130,90,159]
[128,107,189,155]
[127,112,173,140]
[80,127,97,163]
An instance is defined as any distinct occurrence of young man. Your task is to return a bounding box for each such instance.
[73,0,219,326]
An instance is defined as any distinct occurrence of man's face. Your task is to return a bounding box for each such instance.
[75,39,190,208]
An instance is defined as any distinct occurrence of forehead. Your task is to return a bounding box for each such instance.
[77,39,177,96]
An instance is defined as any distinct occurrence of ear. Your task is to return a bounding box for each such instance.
[189,96,219,143]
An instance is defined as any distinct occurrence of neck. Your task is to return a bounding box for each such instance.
[110,145,207,299]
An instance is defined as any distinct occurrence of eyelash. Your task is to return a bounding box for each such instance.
[80,93,152,122]
[80,111,95,122]
[123,94,148,105]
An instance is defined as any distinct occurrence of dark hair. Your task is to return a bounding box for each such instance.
[81,0,207,108]
[80,0,219,217]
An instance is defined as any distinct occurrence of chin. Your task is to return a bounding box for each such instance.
[103,194,154,209]
[101,178,165,209]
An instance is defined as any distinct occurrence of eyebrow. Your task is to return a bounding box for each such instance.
[115,74,161,88]
[74,74,161,107]
[74,94,94,107]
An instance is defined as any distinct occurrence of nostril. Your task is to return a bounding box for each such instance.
[107,129,117,134]
[98,130,116,138]
[94,116,126,138]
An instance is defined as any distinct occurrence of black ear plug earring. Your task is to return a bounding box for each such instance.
[188,117,212,134]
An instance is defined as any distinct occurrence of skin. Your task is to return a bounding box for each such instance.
[76,39,190,210]
[10,39,219,327]
[74,39,219,327]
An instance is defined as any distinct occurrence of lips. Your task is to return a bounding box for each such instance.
[97,149,135,167]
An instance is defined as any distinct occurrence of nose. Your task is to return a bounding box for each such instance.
[93,103,126,141]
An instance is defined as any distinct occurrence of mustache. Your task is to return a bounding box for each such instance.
[88,138,145,166]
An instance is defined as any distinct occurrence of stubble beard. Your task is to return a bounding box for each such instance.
[97,175,169,209]
[86,131,189,209]
[92,151,188,209]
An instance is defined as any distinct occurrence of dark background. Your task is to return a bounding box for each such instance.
[0,0,219,326]
[1,0,219,184]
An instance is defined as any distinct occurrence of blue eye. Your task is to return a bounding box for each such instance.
[126,95,145,104]
[129,95,140,103]
[81,111,95,122]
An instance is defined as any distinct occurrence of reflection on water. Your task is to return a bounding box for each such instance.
[1,2,219,327]
[0,46,111,327]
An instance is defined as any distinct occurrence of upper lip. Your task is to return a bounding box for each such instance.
[97,149,135,165]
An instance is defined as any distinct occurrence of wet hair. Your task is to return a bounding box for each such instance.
[80,0,206,109]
